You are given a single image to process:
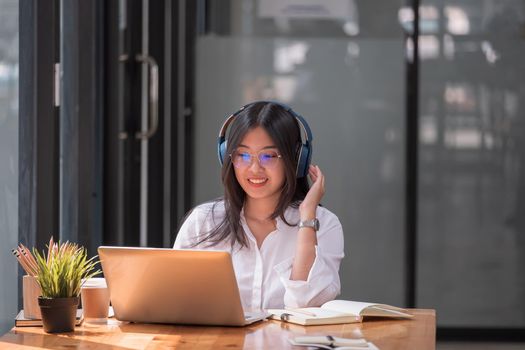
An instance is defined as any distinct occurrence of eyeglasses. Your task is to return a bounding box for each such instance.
[230,149,282,169]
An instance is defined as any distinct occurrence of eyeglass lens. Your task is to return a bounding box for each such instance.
[231,150,281,168]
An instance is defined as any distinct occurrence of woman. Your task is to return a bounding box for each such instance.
[174,101,344,310]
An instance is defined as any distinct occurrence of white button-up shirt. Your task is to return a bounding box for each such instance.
[173,201,344,310]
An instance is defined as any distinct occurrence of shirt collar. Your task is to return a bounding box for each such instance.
[240,205,300,233]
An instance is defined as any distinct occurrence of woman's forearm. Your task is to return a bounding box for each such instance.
[290,228,317,280]
[291,207,318,280]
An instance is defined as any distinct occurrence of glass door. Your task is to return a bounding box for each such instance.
[417,0,525,327]
[0,0,19,334]
[104,0,192,248]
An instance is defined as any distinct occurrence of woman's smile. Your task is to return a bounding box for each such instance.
[247,177,268,186]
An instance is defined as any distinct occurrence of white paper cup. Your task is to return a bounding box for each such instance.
[81,278,110,319]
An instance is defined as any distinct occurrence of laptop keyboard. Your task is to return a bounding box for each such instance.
[244,311,268,322]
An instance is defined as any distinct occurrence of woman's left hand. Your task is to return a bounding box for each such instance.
[299,165,325,219]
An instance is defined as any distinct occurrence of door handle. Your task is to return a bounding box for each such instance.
[135,54,159,140]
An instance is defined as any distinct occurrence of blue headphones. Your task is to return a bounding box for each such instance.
[217,101,313,178]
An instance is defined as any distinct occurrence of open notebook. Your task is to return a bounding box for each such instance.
[268,300,413,326]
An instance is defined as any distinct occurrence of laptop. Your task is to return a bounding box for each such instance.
[98,246,268,326]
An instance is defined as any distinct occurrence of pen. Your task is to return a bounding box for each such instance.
[20,243,38,267]
[19,247,39,275]
[12,249,35,276]
[284,307,317,317]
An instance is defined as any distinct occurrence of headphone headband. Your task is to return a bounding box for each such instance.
[217,101,313,178]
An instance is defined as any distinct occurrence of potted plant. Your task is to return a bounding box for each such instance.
[32,238,100,333]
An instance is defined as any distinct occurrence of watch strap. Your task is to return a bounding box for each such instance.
[298,218,320,231]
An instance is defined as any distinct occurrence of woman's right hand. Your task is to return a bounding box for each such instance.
[299,165,325,219]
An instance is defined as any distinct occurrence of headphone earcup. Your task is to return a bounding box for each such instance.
[218,139,228,166]
[296,144,310,178]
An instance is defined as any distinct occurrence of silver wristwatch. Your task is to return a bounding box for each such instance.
[298,218,320,231]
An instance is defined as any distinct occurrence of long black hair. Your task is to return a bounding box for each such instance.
[194,101,310,248]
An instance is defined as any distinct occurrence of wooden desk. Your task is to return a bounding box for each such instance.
[0,309,435,349]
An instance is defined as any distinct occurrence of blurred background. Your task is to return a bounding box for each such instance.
[1,0,524,345]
